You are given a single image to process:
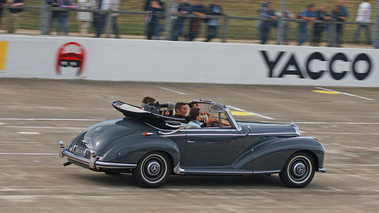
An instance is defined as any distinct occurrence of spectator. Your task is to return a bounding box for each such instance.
[188,0,206,41]
[172,0,191,41]
[311,6,331,46]
[259,1,277,44]
[204,0,224,42]
[93,0,109,38]
[47,0,60,34]
[169,0,180,40]
[256,0,269,42]
[56,0,78,36]
[109,0,120,38]
[5,0,25,33]
[330,0,348,47]
[353,0,371,44]
[145,0,163,40]
[0,0,6,31]
[76,0,95,36]
[297,4,317,46]
[144,0,164,39]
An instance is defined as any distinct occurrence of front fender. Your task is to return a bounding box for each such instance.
[251,137,325,172]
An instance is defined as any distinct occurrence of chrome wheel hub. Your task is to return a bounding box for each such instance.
[147,161,161,176]
[293,162,306,177]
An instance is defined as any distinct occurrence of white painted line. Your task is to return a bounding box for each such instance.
[0,118,100,121]
[18,132,41,135]
[228,106,275,120]
[157,86,187,95]
[0,126,83,130]
[295,122,379,125]
[0,153,57,156]
[0,122,6,125]
[315,87,375,101]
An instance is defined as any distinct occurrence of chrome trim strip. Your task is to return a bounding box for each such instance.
[61,150,137,169]
[183,169,253,175]
[248,132,297,136]
[252,170,280,174]
[173,163,185,174]
[318,167,326,172]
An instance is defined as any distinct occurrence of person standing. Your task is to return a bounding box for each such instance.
[311,6,331,46]
[204,0,224,42]
[172,0,191,41]
[188,0,206,41]
[5,0,25,33]
[76,0,95,36]
[145,0,163,40]
[47,0,60,34]
[144,0,164,39]
[0,0,6,31]
[56,0,78,36]
[259,1,277,44]
[297,4,317,46]
[93,0,109,38]
[333,0,348,47]
[169,0,180,40]
[353,0,371,44]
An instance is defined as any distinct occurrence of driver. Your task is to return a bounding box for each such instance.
[187,107,214,128]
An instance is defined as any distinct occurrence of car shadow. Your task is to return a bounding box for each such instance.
[74,172,285,188]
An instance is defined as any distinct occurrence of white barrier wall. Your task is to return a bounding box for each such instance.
[1,35,378,87]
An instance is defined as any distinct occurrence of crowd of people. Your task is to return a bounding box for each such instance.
[258,0,372,46]
[0,0,374,45]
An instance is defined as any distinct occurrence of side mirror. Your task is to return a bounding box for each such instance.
[245,126,252,136]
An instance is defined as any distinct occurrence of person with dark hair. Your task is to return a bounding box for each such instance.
[297,3,317,46]
[188,0,206,41]
[56,0,78,35]
[174,102,187,118]
[331,0,348,47]
[142,96,156,104]
[145,0,164,40]
[259,2,277,44]
[312,6,331,46]
[187,107,202,128]
[4,0,25,33]
[144,0,164,39]
[172,0,191,41]
[204,0,224,42]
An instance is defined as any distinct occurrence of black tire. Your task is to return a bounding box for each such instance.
[132,152,171,188]
[279,152,315,188]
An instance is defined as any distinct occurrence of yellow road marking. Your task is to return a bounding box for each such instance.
[0,41,8,70]
[313,90,341,94]
[230,111,253,116]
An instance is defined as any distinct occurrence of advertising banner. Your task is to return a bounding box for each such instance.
[1,35,378,87]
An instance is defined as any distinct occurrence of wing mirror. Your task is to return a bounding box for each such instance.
[245,126,251,136]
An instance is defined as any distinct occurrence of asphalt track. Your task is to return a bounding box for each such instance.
[0,79,378,212]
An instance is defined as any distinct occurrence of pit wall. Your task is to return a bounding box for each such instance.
[1,35,378,87]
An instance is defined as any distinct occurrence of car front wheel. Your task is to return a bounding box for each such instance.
[132,152,171,188]
[279,152,315,188]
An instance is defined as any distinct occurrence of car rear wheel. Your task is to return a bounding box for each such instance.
[132,152,171,188]
[279,152,315,188]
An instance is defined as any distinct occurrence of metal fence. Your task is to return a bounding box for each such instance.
[1,0,379,48]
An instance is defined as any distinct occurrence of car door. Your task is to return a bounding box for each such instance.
[183,127,245,168]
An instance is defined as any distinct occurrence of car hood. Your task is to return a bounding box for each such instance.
[237,121,298,136]
[73,119,137,151]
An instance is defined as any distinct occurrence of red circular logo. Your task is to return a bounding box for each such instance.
[56,42,86,76]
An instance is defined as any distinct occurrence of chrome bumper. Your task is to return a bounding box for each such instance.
[59,141,137,170]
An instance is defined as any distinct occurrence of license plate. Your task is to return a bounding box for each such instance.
[73,146,86,156]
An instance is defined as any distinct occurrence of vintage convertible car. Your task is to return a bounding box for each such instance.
[59,100,326,188]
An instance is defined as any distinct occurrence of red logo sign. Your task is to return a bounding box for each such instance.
[56,42,86,76]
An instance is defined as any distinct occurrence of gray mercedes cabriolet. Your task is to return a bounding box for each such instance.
[59,100,325,188]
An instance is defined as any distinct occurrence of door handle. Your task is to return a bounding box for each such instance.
[186,140,196,143]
